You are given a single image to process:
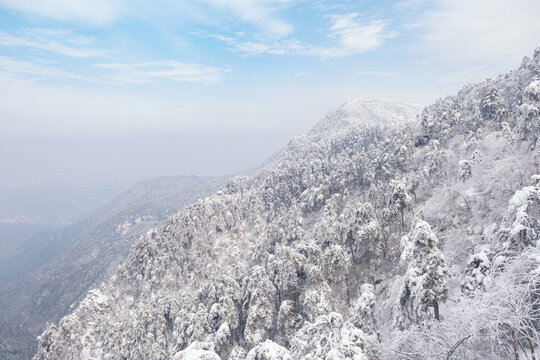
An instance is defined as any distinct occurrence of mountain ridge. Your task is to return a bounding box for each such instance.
[34,48,540,360]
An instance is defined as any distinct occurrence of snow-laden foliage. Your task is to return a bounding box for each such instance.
[245,340,291,360]
[394,218,448,328]
[290,312,375,359]
[173,342,220,360]
[460,247,492,296]
[351,284,377,335]
[496,178,540,252]
[34,48,540,360]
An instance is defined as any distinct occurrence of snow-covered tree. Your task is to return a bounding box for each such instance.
[481,86,507,124]
[516,78,540,146]
[324,244,351,284]
[246,340,292,360]
[472,249,540,360]
[347,202,384,267]
[271,239,333,323]
[268,243,304,303]
[351,284,377,335]
[458,159,472,182]
[501,121,515,143]
[242,266,277,347]
[461,248,492,296]
[276,300,302,345]
[422,140,449,187]
[389,179,412,230]
[497,177,540,252]
[395,218,448,328]
[290,312,374,359]
[173,342,220,360]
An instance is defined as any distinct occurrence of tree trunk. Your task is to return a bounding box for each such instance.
[345,277,351,307]
[433,300,440,321]
[528,338,535,360]
[400,208,404,233]
[511,330,519,360]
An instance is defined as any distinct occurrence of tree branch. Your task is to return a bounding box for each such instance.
[446,334,472,360]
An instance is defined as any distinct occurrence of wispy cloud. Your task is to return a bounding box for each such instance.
[328,13,395,54]
[0,55,101,83]
[356,71,396,77]
[0,27,228,85]
[95,61,231,85]
[0,0,296,37]
[0,56,229,86]
[0,29,108,58]
[201,0,297,37]
[205,13,396,58]
[0,0,124,25]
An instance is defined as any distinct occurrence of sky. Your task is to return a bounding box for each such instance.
[1,0,540,187]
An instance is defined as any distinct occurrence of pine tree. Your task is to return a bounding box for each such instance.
[516,78,540,146]
[389,179,412,230]
[481,86,507,124]
[396,217,448,328]
[351,283,377,335]
[290,312,372,359]
[461,249,492,296]
[459,160,472,182]
[242,266,277,347]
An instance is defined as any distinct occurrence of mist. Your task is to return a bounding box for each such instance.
[0,130,294,188]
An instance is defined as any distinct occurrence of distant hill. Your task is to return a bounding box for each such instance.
[0,181,133,286]
[0,175,225,360]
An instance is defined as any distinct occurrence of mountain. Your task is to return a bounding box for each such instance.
[310,98,422,134]
[0,175,225,360]
[35,49,540,360]
[0,181,137,290]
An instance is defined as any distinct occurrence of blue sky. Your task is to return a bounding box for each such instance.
[0,0,539,185]
[1,0,540,137]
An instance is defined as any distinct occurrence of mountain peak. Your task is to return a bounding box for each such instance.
[310,98,423,135]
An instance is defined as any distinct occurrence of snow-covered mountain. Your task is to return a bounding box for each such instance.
[310,98,422,134]
[0,176,225,360]
[35,49,540,360]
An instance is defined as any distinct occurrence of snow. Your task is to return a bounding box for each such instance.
[310,98,422,134]
[32,49,540,360]
[246,340,292,360]
[525,79,540,101]
[173,342,220,360]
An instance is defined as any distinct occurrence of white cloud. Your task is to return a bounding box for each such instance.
[0,56,100,83]
[0,28,228,85]
[208,13,395,57]
[0,29,108,58]
[328,13,395,54]
[201,0,296,37]
[0,0,124,25]
[0,0,296,37]
[95,61,231,85]
[0,56,229,86]
[414,0,540,66]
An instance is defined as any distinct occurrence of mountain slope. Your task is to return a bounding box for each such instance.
[35,49,540,360]
[0,175,225,360]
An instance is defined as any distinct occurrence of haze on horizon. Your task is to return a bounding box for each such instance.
[1,0,540,188]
